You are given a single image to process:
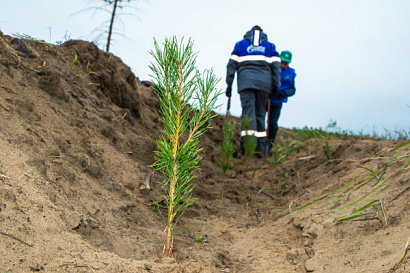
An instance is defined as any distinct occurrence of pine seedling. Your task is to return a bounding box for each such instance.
[219,121,236,197]
[242,116,257,165]
[149,36,222,257]
[276,172,289,197]
[219,121,236,175]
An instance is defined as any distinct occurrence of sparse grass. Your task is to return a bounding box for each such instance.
[11,33,81,68]
[338,199,387,226]
[290,119,410,141]
[276,140,410,224]
[268,138,306,165]
[13,33,60,57]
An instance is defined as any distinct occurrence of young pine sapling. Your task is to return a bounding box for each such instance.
[149,36,221,256]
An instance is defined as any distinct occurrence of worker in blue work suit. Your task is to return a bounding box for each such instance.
[267,50,297,153]
[226,25,281,157]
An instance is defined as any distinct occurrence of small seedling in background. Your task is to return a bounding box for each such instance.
[219,121,236,197]
[219,121,237,174]
[68,49,78,67]
[149,36,221,256]
[194,235,208,243]
[277,172,289,197]
[242,116,257,165]
[325,140,333,165]
[268,138,306,165]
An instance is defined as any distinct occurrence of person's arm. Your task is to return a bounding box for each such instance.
[225,44,239,97]
[270,44,281,97]
[226,47,239,86]
[277,72,296,98]
[226,59,237,89]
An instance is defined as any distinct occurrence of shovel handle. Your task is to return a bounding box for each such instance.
[227,97,231,112]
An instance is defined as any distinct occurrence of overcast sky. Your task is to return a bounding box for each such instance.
[1,0,409,136]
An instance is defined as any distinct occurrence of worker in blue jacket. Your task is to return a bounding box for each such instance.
[226,25,281,157]
[267,50,297,152]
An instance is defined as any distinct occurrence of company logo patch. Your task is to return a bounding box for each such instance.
[247,45,265,53]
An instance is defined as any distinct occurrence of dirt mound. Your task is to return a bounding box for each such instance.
[0,33,409,273]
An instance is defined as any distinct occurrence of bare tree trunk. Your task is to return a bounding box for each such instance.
[106,0,119,52]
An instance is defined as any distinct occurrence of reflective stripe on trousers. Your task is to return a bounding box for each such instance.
[240,130,267,138]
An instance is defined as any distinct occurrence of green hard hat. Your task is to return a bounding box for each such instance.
[280,50,292,63]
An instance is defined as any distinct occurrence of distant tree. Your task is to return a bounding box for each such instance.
[73,0,140,52]
[105,0,127,52]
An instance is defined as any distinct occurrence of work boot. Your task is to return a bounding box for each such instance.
[256,137,267,158]
[266,139,275,155]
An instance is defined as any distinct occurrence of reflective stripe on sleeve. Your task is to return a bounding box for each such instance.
[230,54,239,61]
[271,56,281,63]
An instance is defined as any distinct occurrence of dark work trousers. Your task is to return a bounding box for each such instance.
[239,89,270,157]
[267,102,283,152]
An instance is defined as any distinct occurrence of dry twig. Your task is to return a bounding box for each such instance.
[289,200,295,213]
[121,112,127,123]
[252,187,275,200]
[95,250,101,263]
[0,99,11,111]
[0,231,33,247]
[61,262,96,273]
[298,155,317,160]
[397,236,410,264]
[0,174,11,179]
[81,153,90,170]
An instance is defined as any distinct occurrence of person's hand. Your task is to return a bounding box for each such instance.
[226,87,232,97]
[276,91,287,99]
[270,88,278,99]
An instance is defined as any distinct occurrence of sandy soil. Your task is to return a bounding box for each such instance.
[0,32,409,273]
